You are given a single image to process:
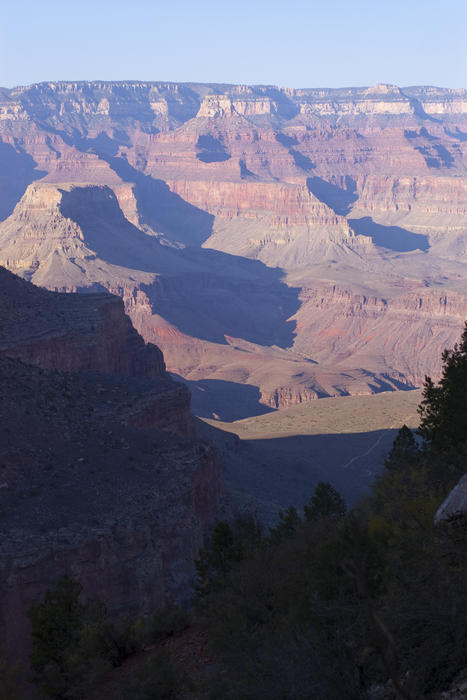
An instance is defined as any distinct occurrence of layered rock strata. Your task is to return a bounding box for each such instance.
[1,81,467,413]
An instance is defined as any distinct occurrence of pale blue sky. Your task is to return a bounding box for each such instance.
[1,0,466,89]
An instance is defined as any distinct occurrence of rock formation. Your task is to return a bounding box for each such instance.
[435,474,467,525]
[0,266,221,665]
[1,81,467,415]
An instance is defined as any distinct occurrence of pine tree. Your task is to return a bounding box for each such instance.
[418,322,467,450]
[28,576,86,697]
[385,424,418,470]
[268,506,301,544]
[304,481,347,522]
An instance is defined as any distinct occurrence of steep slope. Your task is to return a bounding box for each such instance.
[0,267,221,664]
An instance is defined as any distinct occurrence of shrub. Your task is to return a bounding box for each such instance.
[27,577,145,698]
[304,481,347,522]
[119,652,185,700]
[0,658,23,700]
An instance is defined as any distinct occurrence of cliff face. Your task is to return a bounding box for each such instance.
[0,265,197,435]
[2,81,466,124]
[0,362,220,666]
[0,267,222,664]
[167,178,370,268]
[1,80,467,413]
[293,284,467,386]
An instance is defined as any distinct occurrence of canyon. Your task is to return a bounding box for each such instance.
[1,81,467,416]
[2,80,467,685]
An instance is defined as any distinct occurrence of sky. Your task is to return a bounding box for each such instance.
[1,0,466,89]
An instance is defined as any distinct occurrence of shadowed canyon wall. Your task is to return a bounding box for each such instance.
[0,267,221,664]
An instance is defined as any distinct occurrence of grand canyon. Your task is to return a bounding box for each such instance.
[1,81,467,417]
[1,80,467,692]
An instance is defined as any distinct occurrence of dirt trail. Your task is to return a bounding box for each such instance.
[342,411,418,470]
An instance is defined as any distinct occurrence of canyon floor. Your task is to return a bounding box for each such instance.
[199,388,422,521]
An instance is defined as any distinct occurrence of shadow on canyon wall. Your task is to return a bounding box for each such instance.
[196,134,231,163]
[445,126,467,142]
[143,249,300,347]
[404,127,456,168]
[0,141,46,221]
[290,148,315,171]
[306,176,358,216]
[405,126,437,141]
[59,184,300,348]
[87,131,215,247]
[415,144,455,168]
[401,93,442,124]
[227,427,400,515]
[179,377,276,421]
[275,133,315,171]
[348,217,429,253]
[306,174,429,252]
[59,185,171,274]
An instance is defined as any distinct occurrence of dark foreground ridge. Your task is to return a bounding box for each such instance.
[0,266,221,667]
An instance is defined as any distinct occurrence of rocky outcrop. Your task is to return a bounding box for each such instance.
[167,178,370,267]
[351,175,467,250]
[0,264,161,374]
[167,179,339,225]
[197,93,277,118]
[0,265,196,435]
[435,474,467,525]
[353,174,467,216]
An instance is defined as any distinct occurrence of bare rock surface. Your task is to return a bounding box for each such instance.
[435,474,467,524]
